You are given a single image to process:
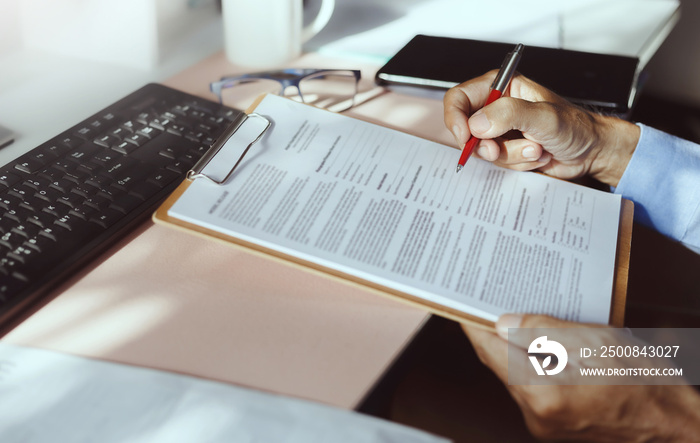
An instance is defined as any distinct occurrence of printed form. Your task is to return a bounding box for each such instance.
[169,95,621,324]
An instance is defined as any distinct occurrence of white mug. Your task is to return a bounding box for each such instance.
[222,0,335,68]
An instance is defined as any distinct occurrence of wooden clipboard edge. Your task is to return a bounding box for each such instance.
[609,198,633,327]
[246,94,268,115]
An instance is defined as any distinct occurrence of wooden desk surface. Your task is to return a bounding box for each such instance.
[2,51,460,409]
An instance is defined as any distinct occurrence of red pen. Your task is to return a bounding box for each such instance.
[456,43,524,173]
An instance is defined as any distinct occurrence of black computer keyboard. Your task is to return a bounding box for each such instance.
[0,83,242,331]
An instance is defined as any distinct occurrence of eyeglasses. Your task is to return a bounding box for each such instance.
[210,68,361,113]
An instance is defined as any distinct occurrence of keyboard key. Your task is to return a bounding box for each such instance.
[135,111,157,125]
[166,124,189,136]
[147,169,179,188]
[84,175,114,191]
[112,140,138,155]
[23,178,50,192]
[101,112,117,122]
[96,187,119,202]
[12,221,41,238]
[56,193,84,209]
[51,159,75,173]
[90,150,121,167]
[166,154,197,174]
[70,184,95,199]
[76,161,101,175]
[74,125,97,140]
[0,171,22,188]
[147,117,170,131]
[48,178,74,194]
[54,214,86,231]
[8,243,41,264]
[124,133,149,147]
[109,194,142,214]
[67,143,101,162]
[128,182,159,201]
[0,215,15,234]
[189,145,210,157]
[29,150,58,165]
[62,169,89,185]
[15,158,45,174]
[121,120,137,132]
[7,185,32,200]
[136,126,161,139]
[41,203,63,217]
[68,205,96,220]
[37,168,65,181]
[185,131,206,143]
[94,134,120,149]
[88,119,105,132]
[60,136,83,150]
[34,188,57,203]
[27,212,56,229]
[18,195,46,213]
[38,226,60,242]
[4,208,28,224]
[101,158,138,179]
[109,126,130,140]
[44,144,71,158]
[0,230,25,250]
[83,195,111,211]
[158,146,185,159]
[89,209,123,229]
[24,235,54,253]
[0,194,23,211]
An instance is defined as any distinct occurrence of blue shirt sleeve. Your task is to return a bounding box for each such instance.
[613,124,700,253]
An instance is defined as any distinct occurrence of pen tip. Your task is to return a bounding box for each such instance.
[456,165,463,173]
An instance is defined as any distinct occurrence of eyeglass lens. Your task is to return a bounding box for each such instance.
[220,78,283,110]
[218,70,357,112]
[297,71,357,112]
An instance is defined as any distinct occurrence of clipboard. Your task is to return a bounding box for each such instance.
[154,95,633,330]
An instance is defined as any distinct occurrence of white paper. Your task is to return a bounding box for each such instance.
[170,95,621,324]
[307,0,596,62]
[0,343,449,443]
[307,0,679,64]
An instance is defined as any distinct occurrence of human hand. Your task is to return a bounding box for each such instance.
[444,71,640,187]
[462,314,700,441]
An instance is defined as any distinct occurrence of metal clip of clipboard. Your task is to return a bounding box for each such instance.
[187,112,271,185]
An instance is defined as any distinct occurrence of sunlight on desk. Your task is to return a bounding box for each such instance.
[7,292,175,355]
[4,222,428,409]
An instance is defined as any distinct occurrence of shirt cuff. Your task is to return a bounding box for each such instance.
[614,123,700,248]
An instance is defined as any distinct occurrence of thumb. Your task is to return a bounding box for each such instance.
[468,98,560,148]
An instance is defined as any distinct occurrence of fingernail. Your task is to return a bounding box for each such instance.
[522,145,538,160]
[452,125,464,145]
[496,314,524,339]
[469,111,491,134]
[537,152,552,163]
[476,145,491,160]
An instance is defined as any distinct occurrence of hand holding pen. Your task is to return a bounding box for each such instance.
[456,43,524,173]
[445,47,640,187]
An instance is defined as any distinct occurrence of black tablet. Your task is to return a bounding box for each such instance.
[376,35,640,114]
